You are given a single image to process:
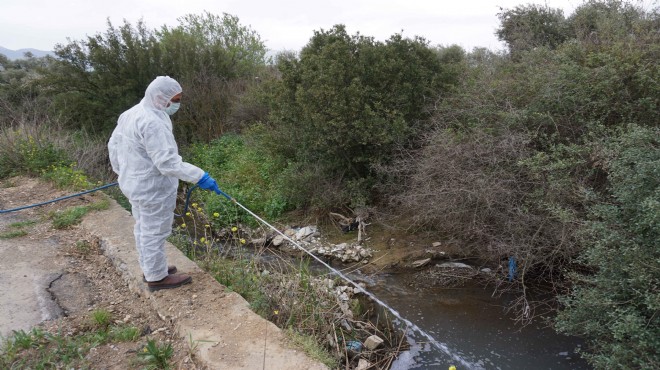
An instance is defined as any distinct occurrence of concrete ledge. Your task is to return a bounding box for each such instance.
[81,197,328,370]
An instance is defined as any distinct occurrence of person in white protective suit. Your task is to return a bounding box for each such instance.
[108,76,222,291]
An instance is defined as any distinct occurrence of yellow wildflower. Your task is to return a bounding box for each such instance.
[185,212,191,216]
[181,223,187,228]
[192,203,198,208]
[231,226,238,232]
[200,237,206,243]
[213,212,220,218]
[205,224,210,228]
[240,238,246,244]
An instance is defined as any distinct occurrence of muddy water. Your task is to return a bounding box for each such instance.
[359,271,591,370]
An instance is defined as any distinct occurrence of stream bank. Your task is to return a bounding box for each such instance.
[259,222,592,369]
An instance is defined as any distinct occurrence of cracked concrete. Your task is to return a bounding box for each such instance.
[0,222,67,338]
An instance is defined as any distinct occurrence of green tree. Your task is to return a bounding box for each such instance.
[265,25,452,208]
[156,12,269,142]
[45,18,161,134]
[496,4,569,57]
[567,0,652,47]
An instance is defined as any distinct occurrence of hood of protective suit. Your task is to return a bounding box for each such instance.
[141,76,182,112]
[108,76,204,203]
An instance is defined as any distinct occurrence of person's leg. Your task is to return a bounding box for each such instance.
[129,200,145,272]
[138,191,177,282]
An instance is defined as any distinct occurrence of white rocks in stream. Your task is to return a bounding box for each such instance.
[364,335,384,350]
[411,258,432,268]
[272,225,374,263]
[437,262,473,269]
[356,359,372,370]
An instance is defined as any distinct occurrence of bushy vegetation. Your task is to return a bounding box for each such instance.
[556,125,660,369]
[188,134,289,226]
[1,1,658,368]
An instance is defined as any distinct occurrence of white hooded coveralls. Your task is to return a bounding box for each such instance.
[108,76,204,282]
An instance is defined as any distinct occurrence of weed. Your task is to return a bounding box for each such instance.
[42,163,92,190]
[8,328,48,350]
[109,325,140,342]
[51,200,107,229]
[88,198,110,211]
[51,206,89,229]
[90,309,112,330]
[0,229,28,239]
[0,220,36,239]
[138,339,173,369]
[75,240,93,254]
[185,333,214,361]
[286,328,339,368]
[8,220,37,228]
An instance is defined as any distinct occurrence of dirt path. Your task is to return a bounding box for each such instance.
[0,177,328,369]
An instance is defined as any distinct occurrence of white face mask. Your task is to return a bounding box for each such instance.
[165,102,180,115]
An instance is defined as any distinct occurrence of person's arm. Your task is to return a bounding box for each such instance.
[108,131,121,175]
[143,120,204,183]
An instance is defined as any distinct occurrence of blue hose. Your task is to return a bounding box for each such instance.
[0,182,198,217]
[0,182,119,214]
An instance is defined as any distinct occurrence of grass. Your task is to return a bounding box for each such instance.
[50,199,109,229]
[90,308,112,329]
[0,219,37,239]
[0,316,156,369]
[0,229,28,239]
[138,339,173,369]
[109,325,140,342]
[287,329,339,368]
[0,326,139,369]
[51,206,89,229]
[8,220,37,228]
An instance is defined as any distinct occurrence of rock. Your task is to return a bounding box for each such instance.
[364,335,384,350]
[356,359,372,370]
[295,226,317,240]
[411,258,432,268]
[480,268,492,273]
[272,234,285,247]
[438,262,472,269]
[431,241,442,248]
[283,228,297,238]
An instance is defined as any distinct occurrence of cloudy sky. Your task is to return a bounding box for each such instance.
[0,0,638,53]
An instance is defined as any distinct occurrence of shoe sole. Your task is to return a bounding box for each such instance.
[147,276,192,292]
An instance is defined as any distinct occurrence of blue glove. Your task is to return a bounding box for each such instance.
[197,172,221,194]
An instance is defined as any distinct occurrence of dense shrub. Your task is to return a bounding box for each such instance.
[188,134,289,226]
[261,25,458,209]
[556,125,660,369]
[44,13,268,141]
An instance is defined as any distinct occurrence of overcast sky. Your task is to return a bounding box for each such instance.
[0,0,647,53]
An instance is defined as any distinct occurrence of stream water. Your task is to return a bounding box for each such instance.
[354,270,591,370]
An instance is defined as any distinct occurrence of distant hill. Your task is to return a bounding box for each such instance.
[0,46,54,60]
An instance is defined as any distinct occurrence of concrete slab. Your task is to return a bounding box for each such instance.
[0,209,66,338]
